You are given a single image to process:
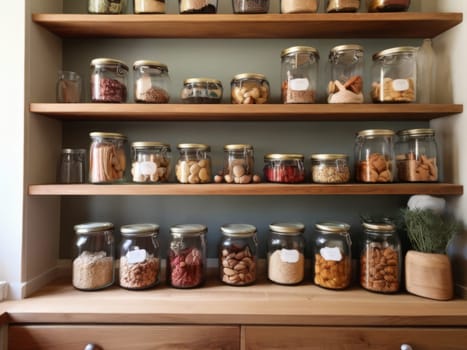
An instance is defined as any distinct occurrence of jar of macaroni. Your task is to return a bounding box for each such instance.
[180,78,223,104]
[175,143,212,184]
[366,0,410,12]
[263,153,305,183]
[89,132,127,184]
[133,60,170,103]
[326,0,360,12]
[223,144,254,184]
[131,142,171,183]
[90,58,128,103]
[311,154,350,184]
[231,73,269,104]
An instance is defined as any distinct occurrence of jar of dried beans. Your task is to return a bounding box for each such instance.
[133,60,170,103]
[366,0,410,12]
[233,0,270,13]
[91,58,128,103]
[263,153,305,183]
[131,142,171,183]
[175,143,212,184]
[281,0,319,13]
[180,78,223,104]
[326,0,360,12]
[134,0,166,13]
[179,0,217,13]
[231,73,269,104]
[223,144,254,184]
[88,0,127,13]
[311,154,350,184]
[89,132,127,184]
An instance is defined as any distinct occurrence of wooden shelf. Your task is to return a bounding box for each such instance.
[32,13,462,39]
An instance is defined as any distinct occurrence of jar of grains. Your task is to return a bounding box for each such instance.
[167,224,207,288]
[263,153,305,183]
[88,0,127,13]
[281,0,319,13]
[180,78,223,104]
[310,154,350,184]
[231,73,269,104]
[360,221,401,293]
[326,0,360,12]
[133,60,170,103]
[267,222,306,285]
[313,222,352,290]
[90,58,128,103]
[354,129,395,183]
[223,144,255,184]
[233,0,270,13]
[175,143,212,184]
[131,142,171,183]
[366,0,410,12]
[281,46,320,104]
[327,44,364,104]
[72,222,115,291]
[179,0,217,13]
[219,224,258,286]
[134,0,166,13]
[89,132,127,184]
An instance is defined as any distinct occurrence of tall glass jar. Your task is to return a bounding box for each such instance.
[89,132,127,184]
[267,222,306,285]
[88,0,127,13]
[326,0,360,12]
[355,129,395,183]
[134,0,165,13]
[231,73,270,104]
[281,0,319,13]
[59,148,86,184]
[179,0,217,13]
[180,78,223,104]
[72,222,115,291]
[310,154,350,184]
[313,222,352,290]
[223,144,254,184]
[327,44,364,104]
[219,224,258,286]
[263,153,305,183]
[281,46,320,104]
[131,142,171,183]
[133,60,170,103]
[366,0,410,12]
[233,0,269,13]
[175,143,212,184]
[119,223,160,290]
[90,58,128,103]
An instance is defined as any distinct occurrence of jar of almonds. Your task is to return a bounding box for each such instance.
[175,143,212,184]
[131,142,171,183]
[223,144,254,184]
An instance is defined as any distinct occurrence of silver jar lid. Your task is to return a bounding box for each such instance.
[281,45,320,59]
[269,222,305,235]
[397,128,435,137]
[221,224,257,237]
[121,223,160,237]
[74,222,114,234]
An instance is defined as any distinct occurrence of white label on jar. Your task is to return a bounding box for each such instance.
[138,161,157,176]
[289,78,309,91]
[320,247,342,261]
[127,249,147,264]
[280,249,299,263]
[392,79,410,92]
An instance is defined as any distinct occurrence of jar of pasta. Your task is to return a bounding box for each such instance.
[175,143,212,184]
[90,58,128,103]
[131,142,171,183]
[231,73,269,104]
[133,60,170,103]
[223,144,254,184]
[89,132,127,184]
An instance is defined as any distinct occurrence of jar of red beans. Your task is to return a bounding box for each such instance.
[91,58,128,103]
[263,153,305,183]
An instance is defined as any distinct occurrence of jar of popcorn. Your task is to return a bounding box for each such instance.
[175,143,212,184]
[131,142,171,183]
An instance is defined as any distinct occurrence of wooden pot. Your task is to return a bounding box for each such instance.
[405,250,453,300]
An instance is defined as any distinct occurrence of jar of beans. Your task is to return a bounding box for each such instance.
[281,0,319,13]
[133,60,170,103]
[219,224,258,286]
[180,78,223,104]
[131,142,171,183]
[366,0,410,12]
[179,0,218,13]
[263,153,305,183]
[233,0,270,13]
[91,58,128,103]
[223,144,254,184]
[167,224,207,289]
[310,154,350,184]
[175,143,212,184]
[326,0,360,12]
[231,73,269,104]
[89,132,127,184]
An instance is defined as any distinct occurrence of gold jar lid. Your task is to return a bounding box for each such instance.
[329,44,364,60]
[269,222,305,235]
[397,128,435,137]
[221,224,257,237]
[281,45,320,58]
[315,222,350,233]
[356,129,395,138]
[362,222,395,232]
[232,73,268,82]
[372,46,417,61]
[264,153,304,161]
[131,141,171,151]
[90,58,129,71]
[133,60,168,72]
[89,131,127,140]
[224,144,253,151]
[183,78,222,86]
[121,223,160,237]
[311,153,348,161]
[177,143,211,152]
[170,224,207,237]
[74,222,114,234]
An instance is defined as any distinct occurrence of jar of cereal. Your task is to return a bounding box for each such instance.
[223,144,254,184]
[90,58,128,103]
[131,142,171,183]
[231,73,269,104]
[89,132,127,184]
[175,143,212,184]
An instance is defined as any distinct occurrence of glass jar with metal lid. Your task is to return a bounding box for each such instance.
[90,58,128,103]
[311,154,350,184]
[59,148,86,184]
[223,144,255,184]
[360,221,401,293]
[72,222,115,291]
[219,224,258,286]
[233,0,269,13]
[366,0,410,12]
[133,60,170,103]
[263,153,305,184]
[281,46,319,104]
[326,0,360,12]
[175,143,212,184]
[396,128,439,182]
[314,222,352,290]
[131,142,171,183]
[88,0,127,13]
[179,0,218,13]
[371,46,417,103]
[231,73,269,104]
[119,223,160,290]
[267,222,306,285]
[355,129,395,183]
[134,0,166,13]
[89,132,127,184]
[167,224,207,288]
[327,44,364,104]
[180,78,222,104]
[281,0,319,13]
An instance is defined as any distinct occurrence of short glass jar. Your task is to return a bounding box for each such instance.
[88,0,127,13]
[326,0,360,12]
[263,153,305,184]
[59,148,86,184]
[119,223,160,290]
[267,222,306,285]
[231,73,269,104]
[219,224,258,286]
[167,224,207,288]
[310,154,350,184]
[355,129,395,183]
[134,0,165,13]
[180,78,223,104]
[133,60,170,103]
[314,222,352,290]
[72,222,115,291]
[366,0,410,12]
[56,70,81,103]
[90,58,128,103]
[131,142,171,183]
[395,128,439,182]
[223,144,254,184]
[179,0,217,13]
[281,0,319,13]
[327,44,364,104]
[175,143,212,184]
[233,0,269,13]
[89,132,127,184]
[371,46,417,103]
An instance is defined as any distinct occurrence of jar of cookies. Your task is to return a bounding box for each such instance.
[131,142,171,183]
[231,73,269,104]
[310,154,350,184]
[89,132,127,184]
[90,58,128,103]
[175,143,212,184]
[133,60,170,103]
[223,144,255,184]
[313,222,352,290]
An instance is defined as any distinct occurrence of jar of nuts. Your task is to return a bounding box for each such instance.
[223,144,254,184]
[313,222,352,290]
[180,78,223,104]
[89,132,127,184]
[231,73,269,104]
[219,224,258,286]
[366,0,410,12]
[119,223,160,290]
[360,221,401,293]
[175,143,212,184]
[90,58,128,103]
[131,142,171,183]
[264,153,305,183]
[311,154,350,184]
[133,60,170,103]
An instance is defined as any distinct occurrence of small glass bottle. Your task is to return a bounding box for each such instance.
[281,0,319,13]
[88,0,127,13]
[180,78,223,104]
[134,0,166,13]
[90,58,129,103]
[326,0,360,12]
[366,0,410,12]
[72,222,115,291]
[263,153,305,184]
[233,0,270,13]
[59,148,86,184]
[219,224,258,286]
[223,144,254,184]
[231,73,270,104]
[89,132,127,184]
[133,60,170,103]
[131,142,171,183]
[310,154,350,184]
[175,143,212,184]
[268,222,306,285]
[179,0,218,13]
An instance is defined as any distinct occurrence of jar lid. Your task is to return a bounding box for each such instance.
[372,46,417,60]
[315,222,350,233]
[133,60,168,72]
[232,73,268,82]
[310,153,348,161]
[131,141,171,150]
[362,222,395,232]
[74,222,114,234]
[61,148,86,154]
[221,224,257,237]
[121,223,160,237]
[170,224,207,237]
[177,143,211,152]
[183,78,222,85]
[90,58,129,71]
[224,144,253,151]
[89,131,127,140]
[281,45,320,58]
[356,129,395,138]
[269,222,305,235]
[264,153,304,161]
[397,128,435,137]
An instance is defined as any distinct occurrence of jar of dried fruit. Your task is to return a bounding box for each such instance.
[223,144,254,184]
[89,132,127,184]
[175,143,212,184]
[131,142,171,183]
[90,58,129,103]
[366,0,410,12]
[133,60,170,103]
[231,73,270,104]
[310,154,350,184]
[326,0,360,12]
[263,153,305,183]
[180,78,223,104]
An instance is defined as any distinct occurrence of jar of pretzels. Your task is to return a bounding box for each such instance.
[89,132,127,183]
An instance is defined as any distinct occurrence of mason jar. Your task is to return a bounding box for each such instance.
[88,0,127,13]
[175,143,212,184]
[219,224,258,286]
[180,78,223,104]
[131,142,171,183]
[231,73,270,104]
[263,153,305,184]
[310,154,350,184]
[134,0,165,13]
[267,222,306,285]
[326,0,360,12]
[179,0,217,13]
[233,0,269,13]
[223,144,254,184]
[59,148,86,184]
[119,223,160,290]
[89,132,127,184]
[90,58,129,103]
[281,0,319,13]
[133,60,170,103]
[72,222,115,291]
[366,0,410,12]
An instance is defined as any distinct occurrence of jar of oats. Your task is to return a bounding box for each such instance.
[175,143,212,184]
[131,142,171,183]
[223,144,255,184]
[311,154,350,184]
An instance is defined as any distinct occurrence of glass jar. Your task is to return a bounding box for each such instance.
[72,222,115,291]
[89,132,127,184]
[179,0,217,13]
[223,144,254,184]
[314,222,352,290]
[355,129,395,183]
[233,0,270,13]
[310,154,350,184]
[180,78,223,104]
[56,70,81,103]
[133,60,170,103]
[175,143,212,184]
[88,0,127,13]
[281,0,319,13]
[281,46,319,104]
[395,128,439,182]
[263,153,305,184]
[327,44,364,104]
[131,142,171,183]
[134,0,165,13]
[371,47,417,103]
[167,224,207,288]
[59,148,86,184]
[360,222,401,293]
[326,0,360,12]
[231,73,270,104]
[366,0,410,12]
[267,222,306,285]
[219,224,258,286]
[119,223,160,290]
[90,58,128,103]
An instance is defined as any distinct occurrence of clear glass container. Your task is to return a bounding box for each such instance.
[326,0,360,12]
[233,0,270,13]
[281,0,319,13]
[327,44,364,104]
[175,143,212,184]
[263,153,305,183]
[131,142,171,183]
[133,60,170,103]
[371,47,417,103]
[310,154,350,184]
[219,224,258,286]
[56,70,81,103]
[167,224,207,288]
[396,128,439,182]
[231,73,269,104]
[72,222,115,291]
[88,0,127,13]
[355,129,395,183]
[314,222,352,290]
[179,0,217,13]
[223,144,254,184]
[89,132,127,184]
[180,78,223,104]
[366,0,410,12]
[267,222,306,285]
[90,58,129,103]
[59,148,86,184]
[134,0,165,13]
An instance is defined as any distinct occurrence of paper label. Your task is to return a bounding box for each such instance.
[392,79,409,92]
[289,78,309,91]
[138,161,156,176]
[280,249,299,263]
[127,249,147,264]
[320,247,342,261]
